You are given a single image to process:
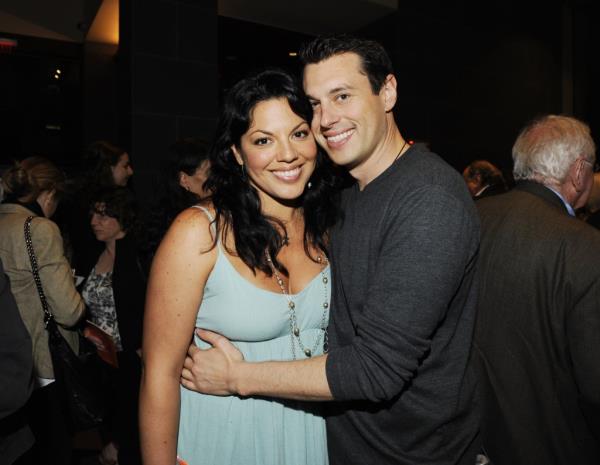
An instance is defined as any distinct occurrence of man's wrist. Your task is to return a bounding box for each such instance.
[229,360,248,396]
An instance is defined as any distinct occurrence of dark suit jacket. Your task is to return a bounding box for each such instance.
[473,182,508,200]
[473,181,600,465]
[0,259,34,464]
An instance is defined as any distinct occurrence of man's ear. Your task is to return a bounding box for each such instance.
[382,74,398,112]
[231,145,244,166]
[573,158,588,192]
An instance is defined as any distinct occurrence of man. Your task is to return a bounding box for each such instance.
[462,160,507,199]
[0,258,34,464]
[182,35,481,465]
[473,115,600,464]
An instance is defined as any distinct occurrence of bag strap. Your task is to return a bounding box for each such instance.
[24,216,55,327]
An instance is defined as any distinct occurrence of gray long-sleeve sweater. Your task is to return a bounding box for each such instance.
[325,144,481,465]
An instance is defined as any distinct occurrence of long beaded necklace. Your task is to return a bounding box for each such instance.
[265,251,330,359]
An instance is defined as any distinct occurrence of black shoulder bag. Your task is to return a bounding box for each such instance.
[24,216,106,431]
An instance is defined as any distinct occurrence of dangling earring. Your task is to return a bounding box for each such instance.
[307,181,313,190]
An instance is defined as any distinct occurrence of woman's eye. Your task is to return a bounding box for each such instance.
[254,138,270,146]
[293,130,309,139]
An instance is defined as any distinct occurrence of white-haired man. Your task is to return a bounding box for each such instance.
[473,114,600,465]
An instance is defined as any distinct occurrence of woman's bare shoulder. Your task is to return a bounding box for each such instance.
[161,203,214,254]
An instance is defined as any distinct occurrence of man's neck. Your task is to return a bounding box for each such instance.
[351,122,406,190]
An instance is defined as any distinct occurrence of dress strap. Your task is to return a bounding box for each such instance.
[190,205,217,239]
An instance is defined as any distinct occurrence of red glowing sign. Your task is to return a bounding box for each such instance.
[0,37,18,53]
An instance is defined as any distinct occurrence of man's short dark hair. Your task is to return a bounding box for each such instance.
[464,160,505,187]
[299,34,394,95]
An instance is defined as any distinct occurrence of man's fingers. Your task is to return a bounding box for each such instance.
[180,376,195,391]
[196,329,227,347]
[197,329,244,363]
[181,367,193,382]
[183,355,195,370]
[187,342,200,358]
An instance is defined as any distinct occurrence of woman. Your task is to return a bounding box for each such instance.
[83,140,134,189]
[140,69,340,465]
[146,137,211,257]
[0,157,85,465]
[82,187,147,465]
[57,140,134,281]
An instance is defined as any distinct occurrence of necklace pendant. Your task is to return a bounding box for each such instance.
[304,348,312,358]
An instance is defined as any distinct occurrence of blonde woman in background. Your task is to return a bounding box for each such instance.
[0,157,85,465]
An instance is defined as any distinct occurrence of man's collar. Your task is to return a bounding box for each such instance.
[545,186,575,216]
[514,181,574,216]
[474,185,489,197]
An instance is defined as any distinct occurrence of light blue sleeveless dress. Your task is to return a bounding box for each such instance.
[177,207,330,465]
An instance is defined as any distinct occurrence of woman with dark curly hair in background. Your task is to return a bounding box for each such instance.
[56,141,134,283]
[82,187,147,465]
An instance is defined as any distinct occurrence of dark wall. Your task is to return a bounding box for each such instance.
[0,34,82,167]
[119,0,219,204]
[218,16,311,97]
[573,0,600,143]
[359,0,598,176]
[83,41,118,145]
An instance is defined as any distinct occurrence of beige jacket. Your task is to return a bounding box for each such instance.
[0,203,85,379]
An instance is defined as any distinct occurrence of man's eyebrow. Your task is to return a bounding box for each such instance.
[307,85,354,101]
[328,86,352,95]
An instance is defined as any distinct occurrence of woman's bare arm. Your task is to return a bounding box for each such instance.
[139,208,216,465]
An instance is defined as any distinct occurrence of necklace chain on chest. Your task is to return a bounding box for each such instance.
[265,251,329,359]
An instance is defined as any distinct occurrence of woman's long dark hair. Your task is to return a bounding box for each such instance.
[146,138,210,255]
[206,68,340,276]
[81,140,126,190]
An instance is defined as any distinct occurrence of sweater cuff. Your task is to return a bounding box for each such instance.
[325,346,353,401]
